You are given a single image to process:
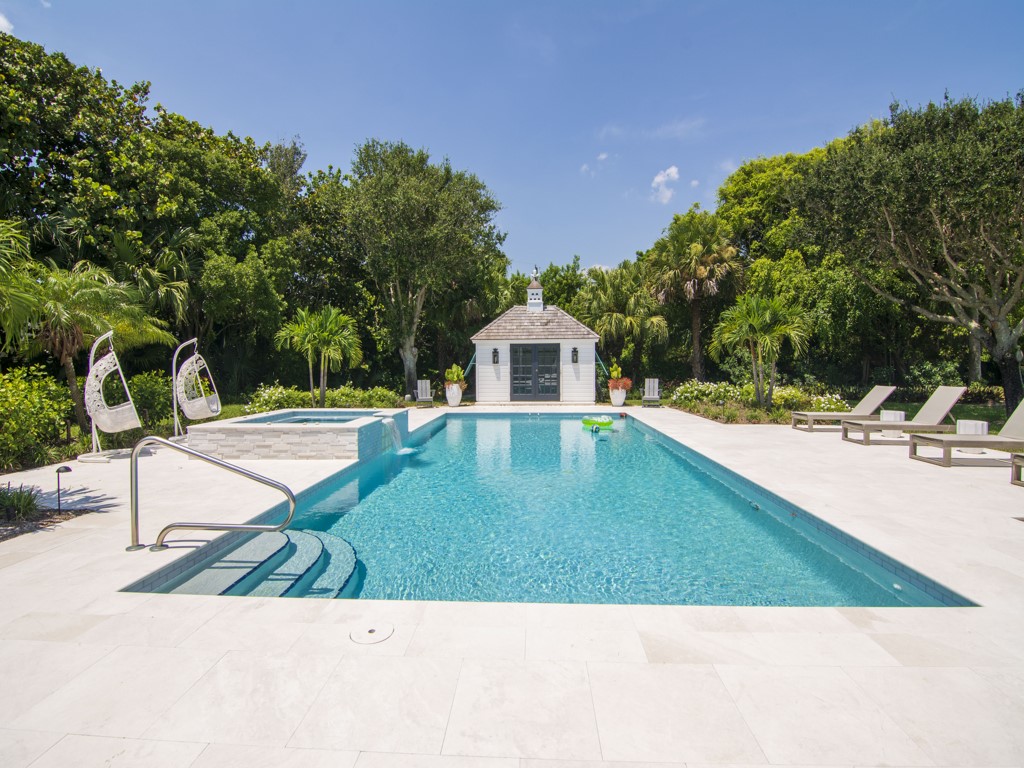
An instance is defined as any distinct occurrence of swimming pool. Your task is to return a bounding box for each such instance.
[134,414,971,607]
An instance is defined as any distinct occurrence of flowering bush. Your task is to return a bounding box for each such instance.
[669,378,851,422]
[670,380,743,406]
[243,383,313,413]
[808,392,850,412]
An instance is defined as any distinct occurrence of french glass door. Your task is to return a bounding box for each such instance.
[510,344,560,401]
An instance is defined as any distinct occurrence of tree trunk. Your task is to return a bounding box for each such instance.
[399,336,418,397]
[766,361,778,409]
[308,357,316,407]
[690,299,703,381]
[63,356,89,432]
[997,352,1023,417]
[967,335,983,383]
[749,342,763,406]
[318,353,327,407]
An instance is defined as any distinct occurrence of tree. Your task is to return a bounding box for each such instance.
[343,140,506,396]
[648,205,742,380]
[27,261,175,430]
[709,294,810,408]
[801,94,1024,414]
[576,260,668,380]
[311,306,363,407]
[0,220,38,352]
[275,306,363,407]
[274,307,319,406]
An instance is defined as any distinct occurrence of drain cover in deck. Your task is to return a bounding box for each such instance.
[350,622,394,644]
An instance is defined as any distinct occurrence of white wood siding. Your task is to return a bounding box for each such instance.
[473,340,596,404]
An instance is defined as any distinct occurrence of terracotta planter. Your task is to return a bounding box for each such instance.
[609,388,627,407]
[445,383,463,406]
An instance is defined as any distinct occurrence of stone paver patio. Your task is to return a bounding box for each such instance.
[1,405,1022,767]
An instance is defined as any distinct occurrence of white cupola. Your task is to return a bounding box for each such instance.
[527,265,543,312]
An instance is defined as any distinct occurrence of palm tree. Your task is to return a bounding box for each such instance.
[275,308,319,406]
[109,227,197,330]
[28,261,176,430]
[312,306,362,407]
[649,205,741,380]
[275,306,363,407]
[576,260,668,380]
[0,220,38,352]
[709,294,810,408]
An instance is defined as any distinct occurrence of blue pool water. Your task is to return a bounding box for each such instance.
[241,409,377,424]
[288,415,963,606]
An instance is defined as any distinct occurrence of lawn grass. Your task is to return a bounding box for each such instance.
[886,402,1008,432]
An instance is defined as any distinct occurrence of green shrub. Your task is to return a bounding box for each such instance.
[0,366,73,471]
[243,383,312,413]
[128,371,173,431]
[245,382,402,413]
[0,482,40,522]
[905,360,962,391]
[963,382,1004,404]
[325,385,402,408]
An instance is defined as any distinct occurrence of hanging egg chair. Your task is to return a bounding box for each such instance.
[82,331,142,458]
[172,338,221,436]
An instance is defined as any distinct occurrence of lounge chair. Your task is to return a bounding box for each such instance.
[642,378,661,407]
[1012,455,1024,486]
[791,385,896,431]
[416,379,433,407]
[909,400,1024,466]
[841,385,966,445]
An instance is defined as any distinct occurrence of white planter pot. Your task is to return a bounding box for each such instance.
[445,384,463,407]
[609,388,627,407]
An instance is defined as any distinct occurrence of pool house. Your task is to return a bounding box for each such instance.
[471,270,600,403]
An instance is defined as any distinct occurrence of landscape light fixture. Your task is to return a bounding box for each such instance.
[492,348,499,364]
[55,465,72,513]
[571,347,579,364]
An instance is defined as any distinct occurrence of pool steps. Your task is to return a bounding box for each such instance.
[169,531,289,596]
[170,529,357,599]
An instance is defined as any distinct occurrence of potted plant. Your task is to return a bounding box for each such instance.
[607,361,632,407]
[444,364,467,406]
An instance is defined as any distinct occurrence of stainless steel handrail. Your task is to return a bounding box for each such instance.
[128,435,297,552]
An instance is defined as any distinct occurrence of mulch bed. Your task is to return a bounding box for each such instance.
[0,508,96,543]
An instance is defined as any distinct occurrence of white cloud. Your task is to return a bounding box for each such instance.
[651,165,679,204]
[0,13,13,33]
[597,152,608,162]
[690,179,699,188]
[40,0,51,8]
[719,158,738,173]
[579,163,591,176]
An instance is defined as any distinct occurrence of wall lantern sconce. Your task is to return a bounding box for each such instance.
[571,347,579,364]
[492,348,499,365]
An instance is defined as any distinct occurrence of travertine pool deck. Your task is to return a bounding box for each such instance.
[1,405,1023,767]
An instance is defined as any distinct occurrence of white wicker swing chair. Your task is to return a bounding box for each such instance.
[79,330,142,462]
[172,338,221,437]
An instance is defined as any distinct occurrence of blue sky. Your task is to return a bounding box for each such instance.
[3,0,1022,275]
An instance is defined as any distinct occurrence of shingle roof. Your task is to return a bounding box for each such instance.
[471,305,599,341]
